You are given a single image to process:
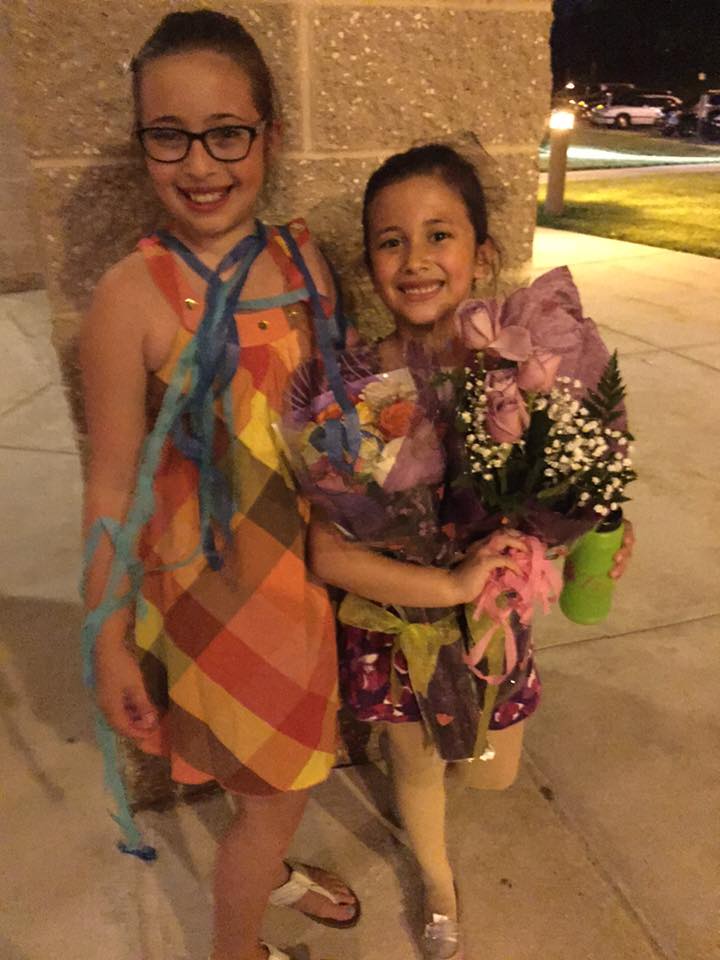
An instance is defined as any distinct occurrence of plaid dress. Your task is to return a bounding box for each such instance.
[131,221,338,796]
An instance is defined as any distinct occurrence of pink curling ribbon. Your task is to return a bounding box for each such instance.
[464,534,562,685]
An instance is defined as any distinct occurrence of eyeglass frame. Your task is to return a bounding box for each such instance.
[136,120,267,164]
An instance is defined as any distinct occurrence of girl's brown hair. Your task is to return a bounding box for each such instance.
[362,143,490,270]
[131,9,278,124]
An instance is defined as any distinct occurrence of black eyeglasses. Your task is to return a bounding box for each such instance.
[137,121,266,163]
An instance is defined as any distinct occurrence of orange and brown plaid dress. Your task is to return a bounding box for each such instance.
[132,221,338,795]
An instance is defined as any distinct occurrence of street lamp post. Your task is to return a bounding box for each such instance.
[544,109,575,216]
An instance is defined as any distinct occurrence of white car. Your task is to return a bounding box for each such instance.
[590,93,682,129]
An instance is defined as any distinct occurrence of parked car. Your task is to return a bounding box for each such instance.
[575,83,636,119]
[590,92,682,128]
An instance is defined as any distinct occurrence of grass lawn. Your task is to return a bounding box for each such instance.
[537,173,720,258]
[539,124,720,171]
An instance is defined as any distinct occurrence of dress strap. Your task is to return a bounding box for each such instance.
[137,236,190,324]
[265,220,350,348]
[265,219,312,289]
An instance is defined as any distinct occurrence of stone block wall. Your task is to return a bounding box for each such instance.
[0,50,42,292]
[7,0,552,336]
[5,0,552,805]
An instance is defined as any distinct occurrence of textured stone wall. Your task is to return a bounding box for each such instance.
[7,0,552,340]
[5,0,552,805]
[0,50,42,292]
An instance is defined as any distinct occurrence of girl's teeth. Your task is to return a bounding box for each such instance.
[187,191,226,204]
[403,283,440,294]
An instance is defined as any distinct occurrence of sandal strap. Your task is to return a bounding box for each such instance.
[268,862,341,908]
[261,943,291,960]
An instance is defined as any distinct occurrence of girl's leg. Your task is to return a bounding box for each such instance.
[211,787,358,960]
[385,722,457,919]
[452,720,525,792]
[212,788,309,960]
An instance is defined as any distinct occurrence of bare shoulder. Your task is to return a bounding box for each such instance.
[82,248,175,365]
[85,251,153,324]
[80,250,156,369]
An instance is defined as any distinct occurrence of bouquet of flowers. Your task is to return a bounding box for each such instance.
[452,267,637,643]
[280,345,488,761]
[281,345,449,564]
[454,267,636,544]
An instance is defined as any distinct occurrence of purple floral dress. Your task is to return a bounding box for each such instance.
[335,344,541,736]
[283,339,541,753]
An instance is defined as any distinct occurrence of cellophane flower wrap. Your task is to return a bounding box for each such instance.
[454,266,637,546]
[280,343,449,564]
[280,342,492,760]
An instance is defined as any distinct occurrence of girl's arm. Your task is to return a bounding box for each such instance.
[80,261,159,739]
[308,521,521,608]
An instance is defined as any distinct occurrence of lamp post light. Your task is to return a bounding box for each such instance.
[545,108,575,216]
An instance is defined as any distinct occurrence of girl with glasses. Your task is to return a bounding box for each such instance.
[80,10,360,960]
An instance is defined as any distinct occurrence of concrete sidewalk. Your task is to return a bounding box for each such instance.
[1,229,719,960]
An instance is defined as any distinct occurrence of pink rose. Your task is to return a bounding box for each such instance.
[455,300,500,350]
[516,350,562,392]
[455,299,532,361]
[484,369,530,444]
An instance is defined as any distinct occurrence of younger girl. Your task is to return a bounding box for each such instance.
[81,11,363,960]
[299,144,635,960]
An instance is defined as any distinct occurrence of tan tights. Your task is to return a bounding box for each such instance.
[386,721,457,918]
[385,720,525,920]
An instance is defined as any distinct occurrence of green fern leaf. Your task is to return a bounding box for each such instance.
[583,350,627,425]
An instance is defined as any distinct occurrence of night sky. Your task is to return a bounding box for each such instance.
[552,0,720,96]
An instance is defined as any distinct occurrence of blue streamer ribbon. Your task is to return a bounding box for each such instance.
[277,225,360,470]
[157,225,268,569]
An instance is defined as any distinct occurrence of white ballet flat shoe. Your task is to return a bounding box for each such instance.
[422,913,463,960]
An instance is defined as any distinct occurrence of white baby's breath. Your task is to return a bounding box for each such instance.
[458,357,635,518]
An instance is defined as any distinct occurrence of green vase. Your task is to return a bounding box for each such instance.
[559,516,624,624]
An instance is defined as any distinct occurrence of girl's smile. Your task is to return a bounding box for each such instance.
[176,185,233,214]
[138,49,273,257]
[367,175,488,338]
[396,279,446,303]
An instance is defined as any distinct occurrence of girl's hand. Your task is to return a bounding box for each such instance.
[450,532,525,605]
[610,519,635,579]
[94,641,159,740]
